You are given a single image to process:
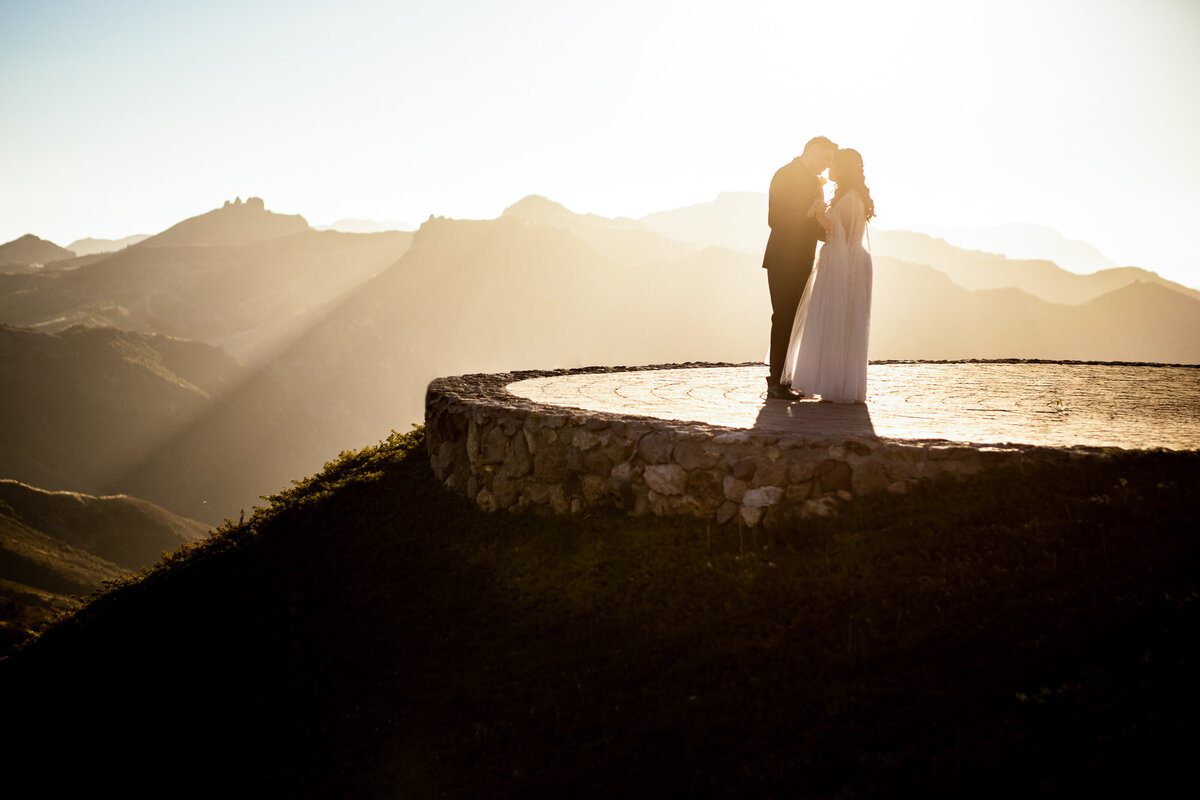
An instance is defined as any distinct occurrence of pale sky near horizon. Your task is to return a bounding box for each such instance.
[3,0,1198,286]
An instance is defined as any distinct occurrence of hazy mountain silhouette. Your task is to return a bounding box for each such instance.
[636,193,1199,303]
[65,233,151,256]
[501,195,692,266]
[144,196,307,247]
[502,194,641,229]
[640,191,768,253]
[251,212,767,444]
[870,257,1200,362]
[871,229,1200,305]
[0,200,412,360]
[909,222,1117,273]
[0,234,75,272]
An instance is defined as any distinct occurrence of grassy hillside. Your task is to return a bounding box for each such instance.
[2,429,1196,796]
[0,479,209,649]
[0,506,126,648]
[0,324,329,523]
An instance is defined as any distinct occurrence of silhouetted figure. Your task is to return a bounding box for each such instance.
[762,136,837,400]
[782,148,876,403]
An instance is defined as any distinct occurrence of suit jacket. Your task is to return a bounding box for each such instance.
[761,157,826,271]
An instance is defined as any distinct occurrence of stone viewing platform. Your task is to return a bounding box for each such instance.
[425,361,1200,527]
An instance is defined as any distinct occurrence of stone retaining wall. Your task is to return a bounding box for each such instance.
[425,365,1110,527]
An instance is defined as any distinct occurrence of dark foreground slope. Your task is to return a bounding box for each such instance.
[2,430,1196,798]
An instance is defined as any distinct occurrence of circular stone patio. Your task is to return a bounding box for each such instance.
[507,362,1200,451]
[425,361,1199,526]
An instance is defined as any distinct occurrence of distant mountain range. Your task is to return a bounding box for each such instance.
[208,194,1200,455]
[66,234,152,256]
[907,222,1116,274]
[869,257,1200,362]
[640,191,769,254]
[0,199,412,360]
[1,193,1198,533]
[869,229,1200,306]
[634,192,1189,290]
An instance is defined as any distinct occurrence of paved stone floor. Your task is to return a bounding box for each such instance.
[507,362,1200,450]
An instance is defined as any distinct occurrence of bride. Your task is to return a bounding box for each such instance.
[781,148,875,403]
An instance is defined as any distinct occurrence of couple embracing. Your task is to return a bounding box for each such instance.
[763,136,875,404]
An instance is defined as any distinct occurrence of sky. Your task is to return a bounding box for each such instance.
[2,0,1198,286]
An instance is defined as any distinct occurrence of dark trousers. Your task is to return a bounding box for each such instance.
[767,262,813,384]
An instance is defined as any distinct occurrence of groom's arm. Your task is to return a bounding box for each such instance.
[768,167,821,235]
[766,168,798,231]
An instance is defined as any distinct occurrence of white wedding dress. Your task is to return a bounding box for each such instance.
[781,190,873,403]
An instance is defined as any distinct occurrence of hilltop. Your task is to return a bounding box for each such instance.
[2,429,1196,795]
[143,196,309,247]
[0,233,74,271]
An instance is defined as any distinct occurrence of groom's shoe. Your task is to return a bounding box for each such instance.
[766,382,800,401]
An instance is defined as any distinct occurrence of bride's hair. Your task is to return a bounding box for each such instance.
[830,149,875,220]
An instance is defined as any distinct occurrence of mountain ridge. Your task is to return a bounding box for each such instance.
[1,194,1195,531]
[0,215,412,359]
[909,222,1117,273]
[0,233,75,271]
[635,192,1198,300]
[141,196,310,247]
[871,228,1200,305]
[66,234,152,256]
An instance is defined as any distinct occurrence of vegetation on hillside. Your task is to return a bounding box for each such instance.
[0,479,208,649]
[2,428,1196,797]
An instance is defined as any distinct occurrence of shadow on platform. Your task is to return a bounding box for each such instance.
[753,398,877,440]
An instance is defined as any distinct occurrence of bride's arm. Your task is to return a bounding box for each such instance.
[830,193,864,244]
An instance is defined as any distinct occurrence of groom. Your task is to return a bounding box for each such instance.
[762,135,837,400]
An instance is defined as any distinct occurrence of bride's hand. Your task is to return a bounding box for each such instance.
[814,208,832,232]
[806,199,826,218]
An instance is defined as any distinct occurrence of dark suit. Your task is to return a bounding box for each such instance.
[762,157,825,385]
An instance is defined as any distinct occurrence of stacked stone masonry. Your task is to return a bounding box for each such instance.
[426,365,1111,527]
